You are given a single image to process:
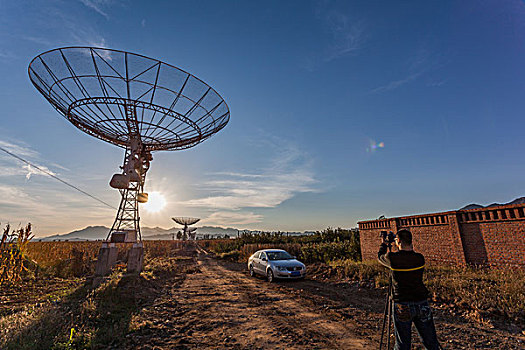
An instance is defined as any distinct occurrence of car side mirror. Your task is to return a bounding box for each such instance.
[262,258,267,261]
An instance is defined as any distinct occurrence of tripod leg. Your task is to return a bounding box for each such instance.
[379,291,389,349]
[386,298,393,350]
[380,280,392,350]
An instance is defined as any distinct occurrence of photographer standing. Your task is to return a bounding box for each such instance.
[378,229,440,350]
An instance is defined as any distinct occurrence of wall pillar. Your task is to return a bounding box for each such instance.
[447,213,467,265]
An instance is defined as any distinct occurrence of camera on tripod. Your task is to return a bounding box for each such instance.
[380,230,396,245]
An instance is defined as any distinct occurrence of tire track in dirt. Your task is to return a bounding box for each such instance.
[127,245,373,349]
[195,247,370,349]
[216,256,525,350]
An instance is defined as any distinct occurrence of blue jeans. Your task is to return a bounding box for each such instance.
[392,300,440,350]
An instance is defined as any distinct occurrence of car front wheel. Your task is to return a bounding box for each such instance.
[249,265,255,277]
[267,269,274,283]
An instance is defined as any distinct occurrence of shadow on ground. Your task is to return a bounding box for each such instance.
[3,260,183,350]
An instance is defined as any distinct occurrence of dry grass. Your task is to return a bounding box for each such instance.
[25,241,100,269]
[1,241,194,349]
[327,259,525,326]
[425,265,525,325]
[22,240,191,278]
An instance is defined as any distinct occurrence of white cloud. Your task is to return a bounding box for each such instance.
[0,184,34,205]
[69,35,112,60]
[0,140,57,180]
[0,183,114,235]
[0,140,39,158]
[45,5,111,57]
[301,4,367,71]
[185,170,317,210]
[181,138,319,227]
[0,140,114,234]
[21,35,51,46]
[427,78,449,87]
[371,47,445,93]
[201,211,263,226]
[313,2,368,63]
[325,16,366,61]
[79,0,109,19]
[371,72,422,93]
[0,50,17,60]
[23,164,56,180]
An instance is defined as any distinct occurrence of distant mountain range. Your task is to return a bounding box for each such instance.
[460,197,525,210]
[38,225,240,241]
[36,196,525,241]
[38,225,315,241]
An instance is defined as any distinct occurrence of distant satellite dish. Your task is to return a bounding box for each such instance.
[172,217,200,226]
[172,217,200,240]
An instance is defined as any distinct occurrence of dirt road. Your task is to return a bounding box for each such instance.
[125,246,373,349]
[124,245,524,350]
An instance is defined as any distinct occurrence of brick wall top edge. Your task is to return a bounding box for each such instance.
[459,203,525,212]
[357,203,525,225]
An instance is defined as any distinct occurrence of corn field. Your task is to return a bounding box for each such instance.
[1,235,194,282]
[0,224,33,285]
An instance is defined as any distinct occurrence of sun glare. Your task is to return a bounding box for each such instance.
[142,191,167,213]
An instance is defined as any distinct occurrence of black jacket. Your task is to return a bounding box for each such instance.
[378,243,429,302]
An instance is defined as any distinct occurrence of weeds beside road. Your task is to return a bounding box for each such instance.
[201,228,525,332]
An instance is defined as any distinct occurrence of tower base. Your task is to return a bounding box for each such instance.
[127,243,144,273]
[95,242,118,276]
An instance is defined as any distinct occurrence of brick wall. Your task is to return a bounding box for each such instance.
[358,204,525,267]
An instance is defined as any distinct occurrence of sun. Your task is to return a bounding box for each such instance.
[141,191,167,213]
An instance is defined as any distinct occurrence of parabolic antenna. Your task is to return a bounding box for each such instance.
[172,217,200,226]
[29,47,229,245]
[172,217,200,240]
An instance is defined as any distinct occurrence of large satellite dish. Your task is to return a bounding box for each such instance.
[28,47,229,246]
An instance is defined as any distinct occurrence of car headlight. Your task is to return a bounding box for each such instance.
[276,266,287,271]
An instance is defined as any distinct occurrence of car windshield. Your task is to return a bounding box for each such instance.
[266,251,294,261]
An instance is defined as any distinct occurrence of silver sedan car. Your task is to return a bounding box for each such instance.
[247,249,306,282]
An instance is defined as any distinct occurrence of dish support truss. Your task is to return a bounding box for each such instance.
[97,102,148,276]
[106,101,151,242]
[108,148,144,242]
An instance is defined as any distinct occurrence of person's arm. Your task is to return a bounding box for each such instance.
[377,242,392,268]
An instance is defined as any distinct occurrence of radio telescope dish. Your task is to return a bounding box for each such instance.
[29,47,229,152]
[172,217,200,240]
[172,217,200,226]
[29,47,229,247]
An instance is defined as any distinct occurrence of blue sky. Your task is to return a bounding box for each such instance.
[1,0,525,236]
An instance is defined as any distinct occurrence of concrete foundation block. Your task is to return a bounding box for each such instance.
[127,243,144,274]
[95,243,118,276]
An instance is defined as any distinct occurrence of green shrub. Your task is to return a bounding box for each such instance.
[300,240,361,264]
[200,228,361,264]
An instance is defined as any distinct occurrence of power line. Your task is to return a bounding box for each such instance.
[0,145,117,210]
